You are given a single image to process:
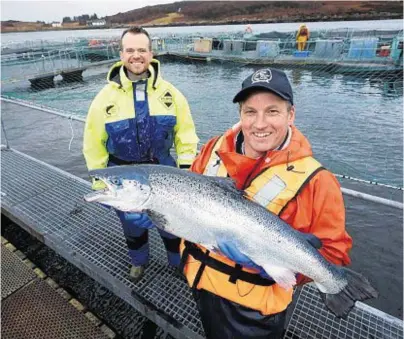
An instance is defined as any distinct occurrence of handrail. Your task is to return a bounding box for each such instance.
[1,97,402,210]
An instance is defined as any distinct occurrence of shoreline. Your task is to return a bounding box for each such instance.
[1,15,402,34]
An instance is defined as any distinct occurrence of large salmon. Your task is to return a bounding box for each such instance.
[84,164,378,317]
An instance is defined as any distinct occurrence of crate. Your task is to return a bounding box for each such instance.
[223,40,244,55]
[193,38,212,53]
[347,38,379,59]
[391,36,403,61]
[379,46,391,57]
[314,39,343,59]
[293,51,310,58]
[256,41,280,58]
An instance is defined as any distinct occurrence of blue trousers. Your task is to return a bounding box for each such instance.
[116,210,181,267]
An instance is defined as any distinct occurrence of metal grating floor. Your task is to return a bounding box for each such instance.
[142,267,205,336]
[1,148,205,339]
[1,149,68,208]
[66,211,167,292]
[2,147,403,339]
[285,284,404,339]
[1,243,36,299]
[2,278,109,339]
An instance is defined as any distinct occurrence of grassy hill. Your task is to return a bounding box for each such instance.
[105,1,403,26]
[2,1,403,33]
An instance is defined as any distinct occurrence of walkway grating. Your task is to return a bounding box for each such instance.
[1,147,402,339]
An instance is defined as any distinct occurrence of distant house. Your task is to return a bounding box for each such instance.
[51,22,62,27]
[87,19,106,27]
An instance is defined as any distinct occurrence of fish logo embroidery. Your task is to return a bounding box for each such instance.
[105,104,119,117]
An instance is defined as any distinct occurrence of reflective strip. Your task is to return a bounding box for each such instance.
[177,154,196,160]
[136,83,146,102]
[252,175,286,206]
[204,136,224,177]
[205,156,221,177]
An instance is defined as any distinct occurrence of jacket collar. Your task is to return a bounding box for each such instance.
[220,124,313,168]
[216,124,313,189]
[107,59,162,91]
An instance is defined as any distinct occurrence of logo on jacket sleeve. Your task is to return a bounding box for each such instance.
[159,91,173,109]
[105,104,119,117]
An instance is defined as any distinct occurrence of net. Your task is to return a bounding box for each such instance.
[1,28,403,188]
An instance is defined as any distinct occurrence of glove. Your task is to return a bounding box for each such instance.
[121,212,154,229]
[216,239,271,280]
[217,234,321,281]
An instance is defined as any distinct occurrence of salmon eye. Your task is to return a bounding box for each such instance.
[111,178,121,185]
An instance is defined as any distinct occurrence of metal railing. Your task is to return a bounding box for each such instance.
[2,29,402,84]
[1,97,402,209]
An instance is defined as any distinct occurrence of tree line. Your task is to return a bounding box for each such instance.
[62,13,100,24]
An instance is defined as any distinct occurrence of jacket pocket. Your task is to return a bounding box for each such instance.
[105,119,138,158]
[154,115,176,140]
[105,119,130,134]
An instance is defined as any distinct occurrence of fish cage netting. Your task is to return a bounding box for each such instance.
[1,28,403,189]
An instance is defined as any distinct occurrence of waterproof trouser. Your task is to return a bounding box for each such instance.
[116,210,181,267]
[296,36,308,51]
[194,289,287,339]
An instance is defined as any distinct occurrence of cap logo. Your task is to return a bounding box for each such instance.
[251,69,272,84]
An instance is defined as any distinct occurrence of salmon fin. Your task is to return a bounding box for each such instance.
[146,209,168,229]
[261,264,296,290]
[319,268,378,318]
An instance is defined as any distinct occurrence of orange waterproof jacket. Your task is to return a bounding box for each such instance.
[180,124,352,314]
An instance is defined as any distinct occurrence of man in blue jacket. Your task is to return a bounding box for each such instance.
[83,26,199,282]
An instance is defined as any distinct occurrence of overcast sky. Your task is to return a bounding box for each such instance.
[1,0,176,22]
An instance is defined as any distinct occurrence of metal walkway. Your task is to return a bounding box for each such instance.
[1,147,403,339]
[1,243,110,338]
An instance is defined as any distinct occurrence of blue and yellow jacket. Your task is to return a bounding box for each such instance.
[83,59,199,189]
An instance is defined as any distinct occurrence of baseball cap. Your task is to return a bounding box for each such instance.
[233,68,294,105]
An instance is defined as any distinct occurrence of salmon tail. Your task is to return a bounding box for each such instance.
[319,268,378,318]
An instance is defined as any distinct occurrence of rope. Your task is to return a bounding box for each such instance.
[1,96,402,210]
[1,118,10,149]
[335,173,403,191]
[68,115,74,152]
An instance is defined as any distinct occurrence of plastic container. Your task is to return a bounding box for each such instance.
[347,38,378,59]
[293,51,310,58]
[314,39,343,59]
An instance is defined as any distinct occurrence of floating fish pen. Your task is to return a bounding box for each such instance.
[1,28,402,89]
[1,26,403,336]
[163,29,403,76]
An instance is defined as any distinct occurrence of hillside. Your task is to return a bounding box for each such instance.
[105,1,403,26]
[1,1,403,33]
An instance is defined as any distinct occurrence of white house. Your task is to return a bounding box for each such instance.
[88,19,106,27]
[51,22,62,27]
